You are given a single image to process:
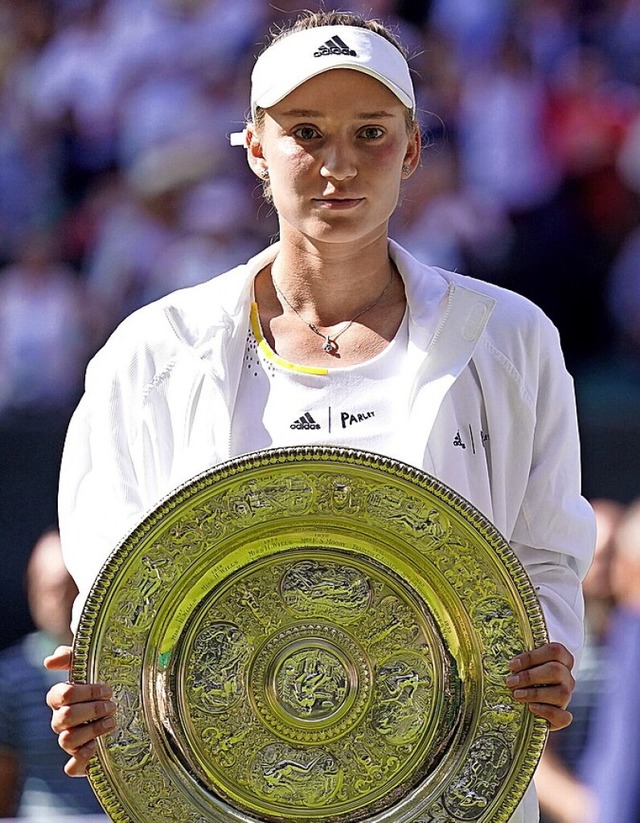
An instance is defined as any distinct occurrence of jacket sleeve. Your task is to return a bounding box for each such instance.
[58,338,150,633]
[510,316,595,667]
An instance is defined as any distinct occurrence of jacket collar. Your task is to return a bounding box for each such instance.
[168,239,496,377]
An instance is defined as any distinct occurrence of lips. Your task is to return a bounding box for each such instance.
[313,197,364,209]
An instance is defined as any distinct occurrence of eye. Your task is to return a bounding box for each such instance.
[292,125,320,140]
[359,126,384,140]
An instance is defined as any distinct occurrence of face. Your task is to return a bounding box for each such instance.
[583,499,624,600]
[248,69,419,249]
[27,531,77,643]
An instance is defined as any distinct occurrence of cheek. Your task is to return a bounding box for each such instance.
[268,152,316,207]
[270,143,314,178]
[373,144,405,167]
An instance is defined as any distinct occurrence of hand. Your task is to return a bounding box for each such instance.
[506,642,575,731]
[44,644,117,777]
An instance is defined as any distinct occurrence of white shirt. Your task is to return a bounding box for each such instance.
[232,302,411,455]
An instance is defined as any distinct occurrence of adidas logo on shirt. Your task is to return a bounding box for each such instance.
[290,412,321,430]
[314,35,357,58]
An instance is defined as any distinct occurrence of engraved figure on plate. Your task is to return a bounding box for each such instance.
[251,742,341,806]
[473,597,523,682]
[275,648,348,719]
[372,653,433,744]
[187,622,251,713]
[280,560,371,621]
[443,733,512,820]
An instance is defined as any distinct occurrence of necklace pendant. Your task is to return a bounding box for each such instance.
[322,336,337,353]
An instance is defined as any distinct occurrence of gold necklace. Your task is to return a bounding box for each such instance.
[272,268,395,354]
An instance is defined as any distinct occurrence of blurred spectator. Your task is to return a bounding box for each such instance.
[0,0,61,263]
[596,0,640,86]
[84,135,218,328]
[617,106,640,195]
[428,0,509,68]
[607,218,640,358]
[580,498,640,823]
[456,34,561,213]
[607,111,640,360]
[0,229,91,416]
[150,176,267,294]
[114,0,260,169]
[546,43,637,188]
[410,27,462,148]
[391,146,514,277]
[536,498,625,823]
[0,529,103,818]
[515,0,581,80]
[26,0,131,202]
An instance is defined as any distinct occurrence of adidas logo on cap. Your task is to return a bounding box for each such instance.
[290,412,321,430]
[314,35,357,58]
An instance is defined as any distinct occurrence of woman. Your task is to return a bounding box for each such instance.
[46,11,595,823]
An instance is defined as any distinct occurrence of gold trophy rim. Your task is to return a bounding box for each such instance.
[71,446,549,823]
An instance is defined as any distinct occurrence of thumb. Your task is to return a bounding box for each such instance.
[44,644,73,671]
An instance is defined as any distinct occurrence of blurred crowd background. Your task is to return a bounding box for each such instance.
[1,0,640,820]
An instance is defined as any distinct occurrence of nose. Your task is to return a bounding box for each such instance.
[319,140,357,181]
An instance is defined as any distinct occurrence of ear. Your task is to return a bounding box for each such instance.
[245,124,269,181]
[402,124,422,178]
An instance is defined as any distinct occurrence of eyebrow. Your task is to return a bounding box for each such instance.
[278,108,396,119]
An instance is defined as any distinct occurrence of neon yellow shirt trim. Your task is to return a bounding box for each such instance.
[250,302,329,376]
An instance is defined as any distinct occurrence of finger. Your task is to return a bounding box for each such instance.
[59,714,116,754]
[527,702,573,731]
[511,683,574,711]
[509,642,574,673]
[51,698,116,734]
[44,645,73,671]
[64,740,98,777]
[506,661,575,692]
[47,681,112,712]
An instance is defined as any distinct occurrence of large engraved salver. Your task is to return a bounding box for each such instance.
[72,447,549,823]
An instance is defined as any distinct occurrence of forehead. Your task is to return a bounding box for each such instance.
[268,68,407,116]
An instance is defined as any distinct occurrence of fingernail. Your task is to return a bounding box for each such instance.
[99,685,112,699]
[506,674,520,687]
[103,701,116,714]
[514,689,527,699]
[103,716,116,730]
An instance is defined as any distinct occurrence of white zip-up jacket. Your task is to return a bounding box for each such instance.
[59,240,595,823]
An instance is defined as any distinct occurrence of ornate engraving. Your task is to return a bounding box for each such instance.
[280,559,372,621]
[249,622,371,744]
[275,647,348,719]
[372,653,433,744]
[473,597,524,683]
[186,622,251,713]
[346,731,402,795]
[229,477,314,522]
[316,475,362,514]
[250,743,341,806]
[443,734,512,820]
[109,684,151,772]
[366,486,444,538]
[198,698,259,770]
[484,685,522,732]
[116,555,173,630]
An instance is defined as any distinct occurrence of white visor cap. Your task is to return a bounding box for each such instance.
[250,25,415,120]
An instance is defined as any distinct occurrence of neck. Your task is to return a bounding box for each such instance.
[254,234,406,366]
[267,233,394,325]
